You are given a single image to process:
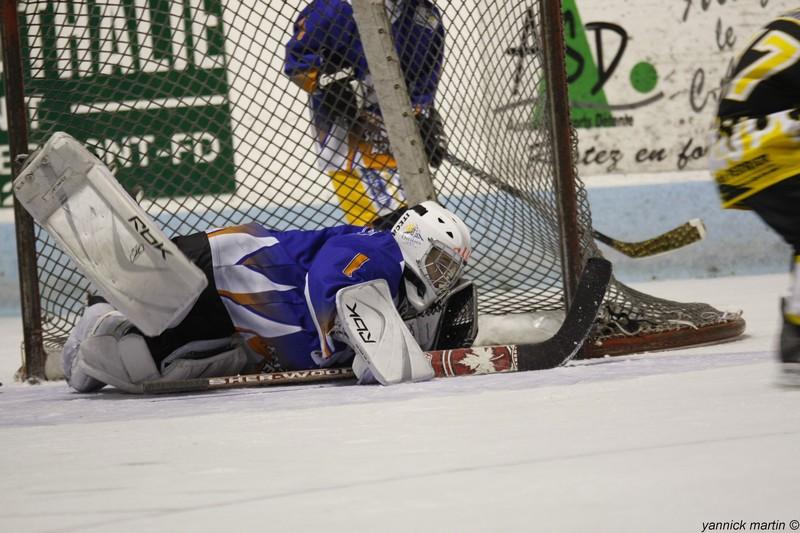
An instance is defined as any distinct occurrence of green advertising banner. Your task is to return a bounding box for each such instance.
[561,0,613,129]
[0,0,236,205]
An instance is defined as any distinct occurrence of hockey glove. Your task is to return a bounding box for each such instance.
[318,78,360,127]
[404,279,478,351]
[415,107,448,168]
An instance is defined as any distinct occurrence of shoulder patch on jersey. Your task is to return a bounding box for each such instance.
[295,16,308,40]
[343,253,370,277]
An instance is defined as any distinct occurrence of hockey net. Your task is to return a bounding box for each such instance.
[6,0,743,376]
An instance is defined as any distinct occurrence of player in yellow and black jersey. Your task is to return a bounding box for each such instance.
[709,9,800,383]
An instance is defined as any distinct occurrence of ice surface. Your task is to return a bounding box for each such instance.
[1,273,799,533]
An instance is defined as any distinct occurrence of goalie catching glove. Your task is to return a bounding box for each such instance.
[403,279,478,351]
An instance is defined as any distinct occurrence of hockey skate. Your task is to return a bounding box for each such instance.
[779,300,800,387]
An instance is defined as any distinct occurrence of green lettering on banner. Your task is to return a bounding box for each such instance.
[560,0,613,128]
[0,0,235,205]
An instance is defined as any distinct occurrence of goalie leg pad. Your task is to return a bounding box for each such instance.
[336,279,434,385]
[76,332,159,394]
[351,351,376,385]
[13,132,207,336]
[66,305,150,393]
[77,326,247,394]
[62,302,116,393]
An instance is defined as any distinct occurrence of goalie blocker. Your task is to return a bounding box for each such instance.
[337,279,435,385]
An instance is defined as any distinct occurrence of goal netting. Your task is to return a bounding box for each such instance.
[8,0,743,374]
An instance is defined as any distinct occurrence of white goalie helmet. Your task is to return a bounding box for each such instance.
[391,201,471,312]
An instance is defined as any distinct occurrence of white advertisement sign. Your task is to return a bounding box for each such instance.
[567,0,792,176]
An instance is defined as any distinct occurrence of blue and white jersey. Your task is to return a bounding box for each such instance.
[207,223,405,370]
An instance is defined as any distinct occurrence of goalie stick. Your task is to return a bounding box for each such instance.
[443,153,706,258]
[140,257,612,394]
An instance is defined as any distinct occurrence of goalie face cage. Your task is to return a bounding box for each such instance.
[3,0,743,378]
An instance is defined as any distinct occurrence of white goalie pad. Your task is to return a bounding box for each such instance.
[13,132,207,336]
[336,279,434,385]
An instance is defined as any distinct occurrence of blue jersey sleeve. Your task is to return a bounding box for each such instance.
[305,229,404,364]
[284,0,444,106]
[393,1,445,107]
[284,0,362,80]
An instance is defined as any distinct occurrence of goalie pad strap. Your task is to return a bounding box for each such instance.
[335,279,434,385]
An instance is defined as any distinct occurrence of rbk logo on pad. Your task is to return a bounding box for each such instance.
[346,302,376,344]
[128,216,173,261]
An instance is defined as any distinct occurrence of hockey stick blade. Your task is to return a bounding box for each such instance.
[521,256,610,369]
[443,153,705,258]
[592,219,706,259]
[428,257,610,375]
[142,258,611,394]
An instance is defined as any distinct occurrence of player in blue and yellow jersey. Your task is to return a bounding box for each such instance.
[62,201,475,393]
[709,9,800,383]
[283,0,447,225]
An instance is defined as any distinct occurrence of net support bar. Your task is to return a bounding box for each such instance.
[1,0,46,379]
[541,0,582,305]
[351,0,438,205]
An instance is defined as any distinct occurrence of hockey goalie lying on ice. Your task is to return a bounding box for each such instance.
[13,133,477,393]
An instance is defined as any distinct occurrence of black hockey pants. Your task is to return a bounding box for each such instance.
[142,232,235,365]
[742,174,800,257]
